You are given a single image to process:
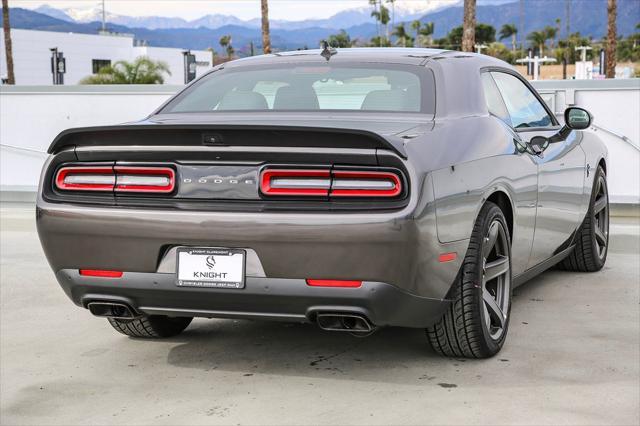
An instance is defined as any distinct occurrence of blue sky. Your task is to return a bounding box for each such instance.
[14,0,476,21]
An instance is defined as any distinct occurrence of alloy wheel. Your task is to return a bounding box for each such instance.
[592,174,609,260]
[481,220,511,341]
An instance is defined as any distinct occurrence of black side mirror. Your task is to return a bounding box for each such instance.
[545,107,593,144]
[525,107,592,155]
[564,107,592,130]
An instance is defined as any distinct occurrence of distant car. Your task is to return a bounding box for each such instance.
[37,48,609,358]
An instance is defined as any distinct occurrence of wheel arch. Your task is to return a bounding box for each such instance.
[598,157,607,175]
[485,190,514,242]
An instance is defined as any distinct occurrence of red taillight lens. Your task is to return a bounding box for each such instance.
[306,279,362,288]
[330,170,402,198]
[55,166,115,192]
[260,168,403,199]
[114,166,175,193]
[260,169,331,196]
[79,269,123,278]
[55,165,175,194]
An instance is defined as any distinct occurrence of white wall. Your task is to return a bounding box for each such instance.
[532,79,640,204]
[1,80,639,205]
[0,85,177,191]
[0,29,211,85]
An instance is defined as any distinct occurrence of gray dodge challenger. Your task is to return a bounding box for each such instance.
[37,48,609,358]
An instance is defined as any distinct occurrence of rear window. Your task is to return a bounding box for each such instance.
[161,64,435,114]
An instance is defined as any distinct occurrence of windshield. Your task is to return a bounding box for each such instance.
[160,63,434,114]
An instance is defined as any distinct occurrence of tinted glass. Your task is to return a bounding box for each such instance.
[161,64,433,114]
[491,72,553,129]
[480,72,510,125]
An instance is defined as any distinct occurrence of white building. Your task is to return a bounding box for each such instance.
[0,29,212,85]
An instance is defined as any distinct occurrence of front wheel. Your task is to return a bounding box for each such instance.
[427,202,512,358]
[559,165,609,272]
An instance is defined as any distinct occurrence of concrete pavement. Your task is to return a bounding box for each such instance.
[1,203,638,425]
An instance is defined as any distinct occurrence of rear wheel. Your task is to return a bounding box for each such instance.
[427,202,512,358]
[108,315,193,338]
[559,165,609,272]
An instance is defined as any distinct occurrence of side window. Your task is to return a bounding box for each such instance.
[480,72,511,126]
[491,71,553,129]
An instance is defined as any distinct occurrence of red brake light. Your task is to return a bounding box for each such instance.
[55,166,115,192]
[260,169,330,196]
[330,170,402,198]
[306,279,362,288]
[79,269,123,278]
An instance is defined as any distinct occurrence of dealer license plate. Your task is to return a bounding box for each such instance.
[176,248,245,289]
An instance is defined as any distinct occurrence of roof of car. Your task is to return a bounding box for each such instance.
[224,47,448,67]
[222,47,510,69]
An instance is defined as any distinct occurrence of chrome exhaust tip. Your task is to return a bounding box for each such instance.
[87,302,139,319]
[316,313,376,333]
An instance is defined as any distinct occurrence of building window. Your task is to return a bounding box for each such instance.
[92,59,111,74]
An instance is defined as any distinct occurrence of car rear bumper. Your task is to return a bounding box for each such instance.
[56,270,451,328]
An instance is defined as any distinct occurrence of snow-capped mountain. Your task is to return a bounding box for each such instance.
[33,1,462,31]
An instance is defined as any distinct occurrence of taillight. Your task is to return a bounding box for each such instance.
[259,168,403,199]
[55,165,175,194]
[330,170,402,198]
[260,169,330,196]
[55,166,115,192]
[114,166,175,193]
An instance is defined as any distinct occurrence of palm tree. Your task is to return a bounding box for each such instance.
[411,20,422,46]
[543,25,558,49]
[387,0,396,31]
[527,31,546,56]
[261,0,271,54]
[79,57,170,84]
[371,2,391,42]
[605,0,617,78]
[420,22,435,47]
[392,24,414,47]
[2,0,15,84]
[327,30,353,48]
[462,0,476,52]
[499,24,518,55]
[219,35,231,57]
[369,0,381,41]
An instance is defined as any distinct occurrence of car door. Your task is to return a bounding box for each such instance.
[489,71,586,270]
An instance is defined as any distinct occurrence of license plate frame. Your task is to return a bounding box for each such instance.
[176,247,246,289]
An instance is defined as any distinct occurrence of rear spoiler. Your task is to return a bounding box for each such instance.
[47,124,408,158]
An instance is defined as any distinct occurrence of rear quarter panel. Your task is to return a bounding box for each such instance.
[406,116,538,277]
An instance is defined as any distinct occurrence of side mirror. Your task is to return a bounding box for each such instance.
[525,107,592,155]
[565,107,592,130]
[545,107,593,144]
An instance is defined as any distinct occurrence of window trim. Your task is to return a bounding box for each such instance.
[480,67,559,131]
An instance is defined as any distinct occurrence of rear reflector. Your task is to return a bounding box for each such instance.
[79,269,123,278]
[330,170,402,198]
[438,252,457,263]
[55,166,115,191]
[260,169,330,196]
[306,279,362,288]
[55,165,175,194]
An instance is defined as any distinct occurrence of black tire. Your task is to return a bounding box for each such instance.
[108,315,193,338]
[559,165,609,272]
[427,202,512,358]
